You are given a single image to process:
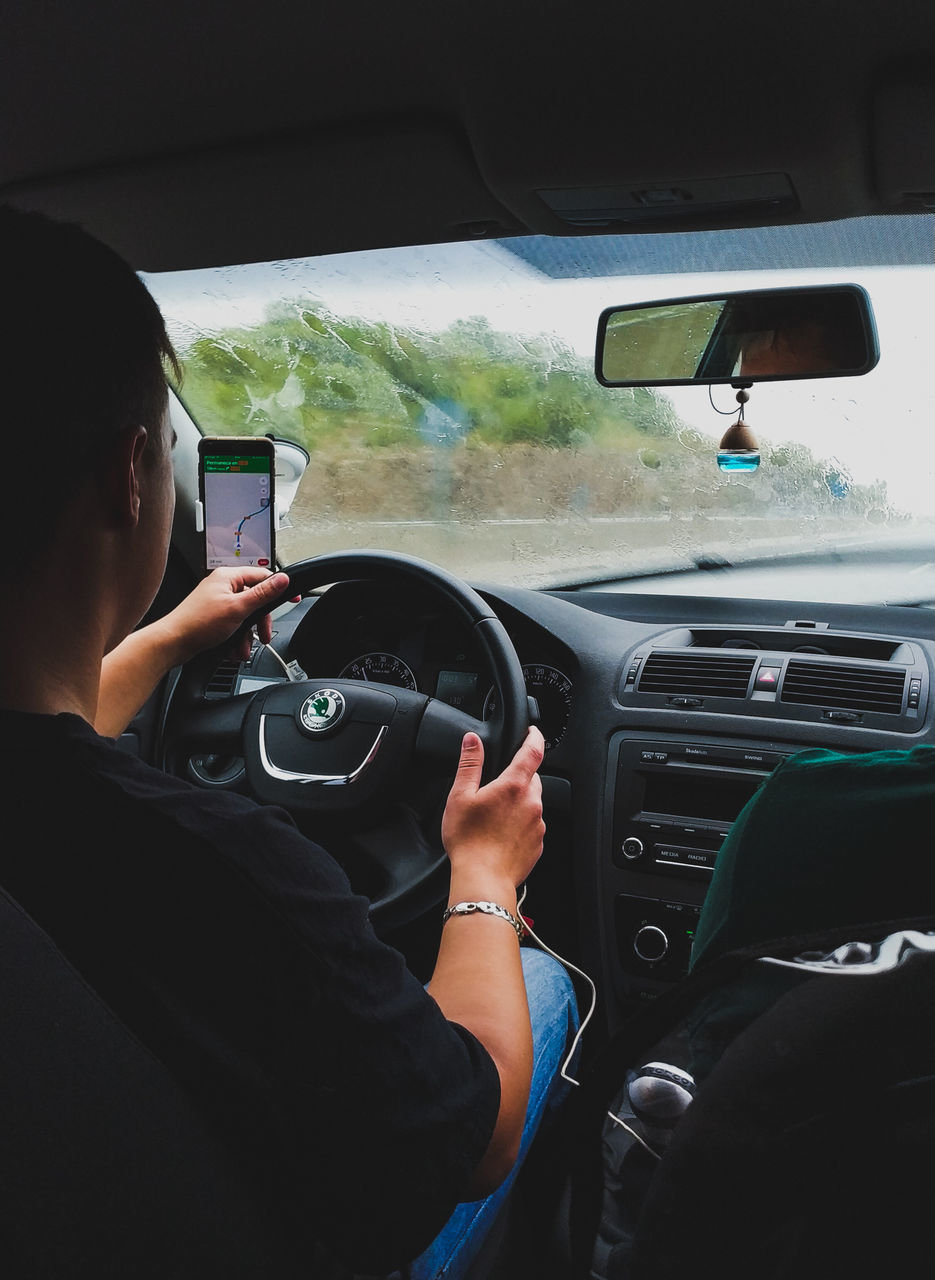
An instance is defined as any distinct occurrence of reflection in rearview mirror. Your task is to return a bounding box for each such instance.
[595,284,879,387]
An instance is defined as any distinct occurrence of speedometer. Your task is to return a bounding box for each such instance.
[339,652,418,690]
[483,664,573,752]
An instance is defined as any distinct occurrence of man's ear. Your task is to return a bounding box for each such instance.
[104,425,149,527]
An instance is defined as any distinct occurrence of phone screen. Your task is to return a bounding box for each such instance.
[199,440,275,570]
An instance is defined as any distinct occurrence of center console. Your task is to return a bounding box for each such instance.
[607,733,792,998]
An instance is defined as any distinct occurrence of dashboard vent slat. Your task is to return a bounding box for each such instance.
[638,652,756,699]
[781,660,905,714]
[205,658,241,700]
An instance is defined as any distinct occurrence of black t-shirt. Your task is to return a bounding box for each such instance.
[0,710,500,1272]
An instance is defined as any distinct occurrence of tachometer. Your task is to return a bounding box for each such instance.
[339,652,418,690]
[483,664,573,752]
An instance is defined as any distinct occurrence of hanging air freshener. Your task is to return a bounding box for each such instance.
[717,389,760,472]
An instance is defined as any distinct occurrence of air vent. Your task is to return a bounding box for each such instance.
[780,660,905,715]
[638,652,756,699]
[204,658,241,700]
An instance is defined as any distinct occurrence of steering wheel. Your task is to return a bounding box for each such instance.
[161,551,529,929]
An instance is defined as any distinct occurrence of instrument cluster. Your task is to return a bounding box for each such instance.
[291,582,575,754]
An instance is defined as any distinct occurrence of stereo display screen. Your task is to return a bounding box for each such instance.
[641,773,764,824]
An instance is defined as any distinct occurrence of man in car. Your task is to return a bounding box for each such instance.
[733,290,871,378]
[0,205,577,1278]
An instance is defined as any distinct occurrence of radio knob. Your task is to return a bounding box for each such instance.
[622,836,644,860]
[634,925,669,963]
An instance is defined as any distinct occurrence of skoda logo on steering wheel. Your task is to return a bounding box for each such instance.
[299,688,347,734]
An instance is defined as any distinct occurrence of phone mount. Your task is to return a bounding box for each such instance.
[194,435,309,534]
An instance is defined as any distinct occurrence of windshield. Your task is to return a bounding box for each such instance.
[146,215,935,602]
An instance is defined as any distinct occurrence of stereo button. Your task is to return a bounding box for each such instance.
[739,750,783,768]
[634,925,669,962]
[622,837,644,860]
[655,843,717,871]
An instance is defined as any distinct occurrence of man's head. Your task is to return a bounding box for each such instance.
[0,206,180,558]
[733,292,869,380]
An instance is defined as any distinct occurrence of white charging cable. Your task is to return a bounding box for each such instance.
[256,635,306,682]
[517,888,666,1160]
[516,885,598,1089]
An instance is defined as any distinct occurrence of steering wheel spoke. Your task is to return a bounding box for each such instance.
[162,691,254,758]
[415,698,491,768]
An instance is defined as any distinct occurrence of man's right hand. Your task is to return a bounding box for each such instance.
[96,567,291,739]
[441,726,546,889]
[152,567,292,666]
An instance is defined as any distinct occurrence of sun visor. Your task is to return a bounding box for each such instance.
[0,123,521,272]
[873,82,935,208]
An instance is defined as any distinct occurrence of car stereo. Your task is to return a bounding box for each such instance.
[611,739,788,982]
[613,739,784,875]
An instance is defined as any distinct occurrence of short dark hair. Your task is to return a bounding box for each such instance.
[0,205,180,505]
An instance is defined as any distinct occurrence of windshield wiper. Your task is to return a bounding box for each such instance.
[692,553,734,572]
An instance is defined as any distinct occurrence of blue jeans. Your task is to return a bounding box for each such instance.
[406,947,579,1280]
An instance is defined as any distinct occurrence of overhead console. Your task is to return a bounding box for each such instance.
[620,623,927,732]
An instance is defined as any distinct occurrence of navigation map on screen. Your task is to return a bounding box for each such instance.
[203,453,273,568]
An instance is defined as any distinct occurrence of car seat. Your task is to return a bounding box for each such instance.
[0,883,308,1278]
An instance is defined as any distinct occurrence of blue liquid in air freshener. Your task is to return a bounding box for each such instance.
[717,450,760,473]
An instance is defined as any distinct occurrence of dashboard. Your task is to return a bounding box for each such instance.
[184,574,935,1038]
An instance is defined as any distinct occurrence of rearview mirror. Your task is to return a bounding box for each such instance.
[595,284,879,387]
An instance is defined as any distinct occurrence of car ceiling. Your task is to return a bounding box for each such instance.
[5,0,935,272]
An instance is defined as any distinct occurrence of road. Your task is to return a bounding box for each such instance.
[276,514,929,590]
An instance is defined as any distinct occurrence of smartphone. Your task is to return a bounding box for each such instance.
[197,435,276,571]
